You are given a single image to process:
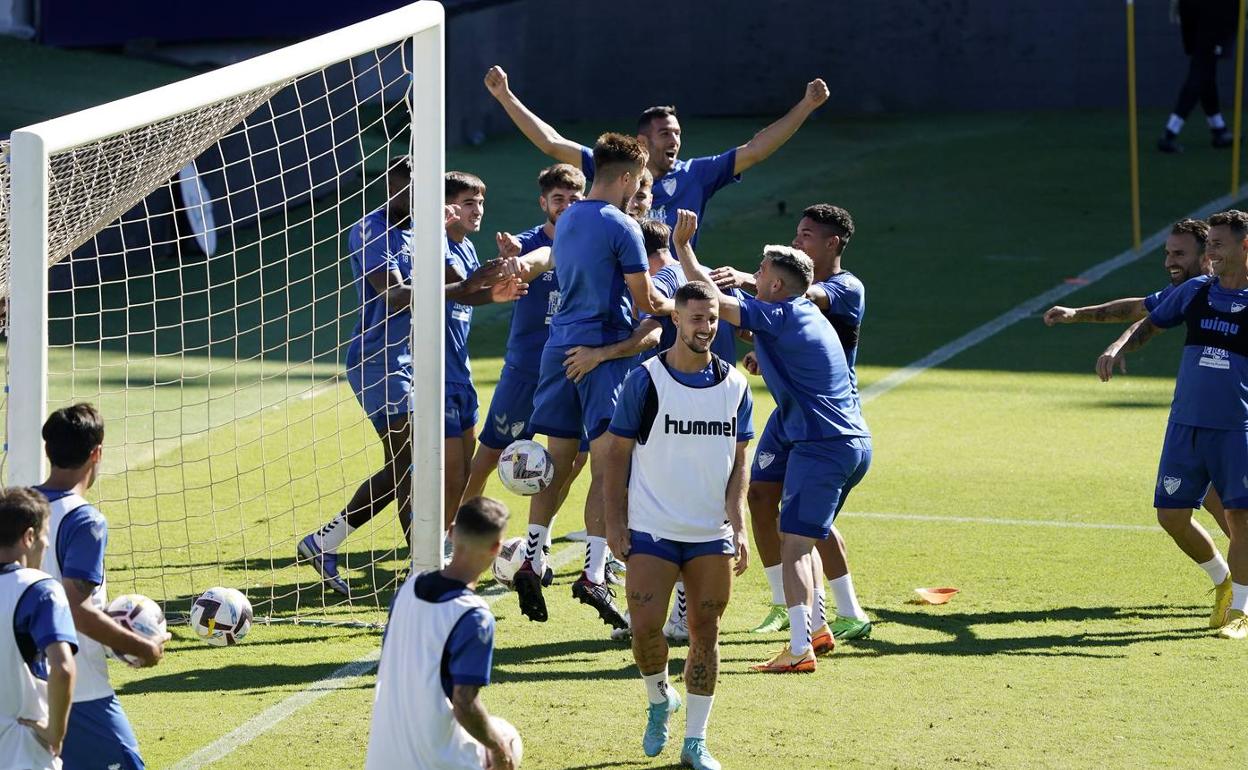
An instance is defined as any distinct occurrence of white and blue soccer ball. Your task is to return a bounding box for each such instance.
[105,594,166,665]
[492,536,526,588]
[497,439,554,496]
[190,587,253,647]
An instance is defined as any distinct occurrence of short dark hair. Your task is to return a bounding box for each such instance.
[637,105,678,132]
[591,133,648,177]
[674,280,717,307]
[764,245,814,293]
[802,204,855,253]
[0,486,51,548]
[1171,218,1210,251]
[1209,209,1248,239]
[537,163,585,195]
[387,155,412,177]
[43,403,104,469]
[445,171,486,200]
[454,497,509,542]
[640,219,671,255]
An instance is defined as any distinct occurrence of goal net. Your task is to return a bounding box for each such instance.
[1,1,446,626]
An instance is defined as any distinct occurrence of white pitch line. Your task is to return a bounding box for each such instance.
[841,510,1159,532]
[169,543,585,770]
[858,184,1248,404]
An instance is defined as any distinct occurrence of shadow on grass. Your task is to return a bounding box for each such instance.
[116,661,375,696]
[492,637,639,683]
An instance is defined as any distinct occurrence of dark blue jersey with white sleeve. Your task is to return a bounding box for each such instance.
[736,293,870,441]
[345,209,413,371]
[1149,275,1248,430]
[546,201,648,347]
[502,225,560,379]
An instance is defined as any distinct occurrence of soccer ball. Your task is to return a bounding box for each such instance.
[105,594,166,666]
[190,587,253,647]
[492,536,526,588]
[497,439,554,496]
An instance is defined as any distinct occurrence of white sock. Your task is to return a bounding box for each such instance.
[670,581,687,624]
[1198,553,1230,586]
[813,584,827,629]
[764,564,785,605]
[829,573,868,621]
[316,513,354,553]
[543,525,553,550]
[525,525,548,572]
[586,536,608,584]
[1232,582,1248,613]
[642,670,670,705]
[685,693,714,740]
[1208,113,1227,130]
[1167,114,1185,134]
[788,604,811,655]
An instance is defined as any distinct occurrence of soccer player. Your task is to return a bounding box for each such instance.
[365,497,522,769]
[1045,218,1229,543]
[37,403,166,770]
[672,210,871,671]
[712,204,872,643]
[510,133,673,629]
[484,65,828,234]
[300,162,521,593]
[1,487,77,770]
[1103,209,1248,638]
[628,168,654,220]
[604,281,751,770]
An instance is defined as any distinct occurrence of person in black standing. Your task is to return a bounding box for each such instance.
[1159,0,1239,153]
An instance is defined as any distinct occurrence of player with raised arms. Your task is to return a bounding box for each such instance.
[712,204,872,644]
[365,496,521,769]
[604,280,752,770]
[510,133,673,629]
[484,65,828,235]
[36,404,167,769]
[672,210,871,671]
[300,161,522,593]
[1103,209,1248,638]
[1,487,77,770]
[1045,218,1233,626]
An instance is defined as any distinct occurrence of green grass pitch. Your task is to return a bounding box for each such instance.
[4,37,1248,769]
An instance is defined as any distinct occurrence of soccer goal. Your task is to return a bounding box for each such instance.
[1,2,445,625]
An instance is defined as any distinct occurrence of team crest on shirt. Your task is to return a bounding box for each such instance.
[1161,475,1182,496]
[757,451,775,469]
[1232,302,1246,313]
[660,177,677,196]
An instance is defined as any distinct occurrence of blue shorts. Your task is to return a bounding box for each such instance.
[480,364,590,451]
[347,359,412,434]
[61,695,144,770]
[751,409,791,483]
[780,436,872,539]
[530,344,634,442]
[445,382,479,438]
[629,529,735,567]
[1155,423,1248,509]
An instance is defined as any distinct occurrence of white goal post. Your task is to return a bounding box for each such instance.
[3,1,446,602]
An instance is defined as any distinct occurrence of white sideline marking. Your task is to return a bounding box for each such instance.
[858,184,1248,405]
[841,510,1159,533]
[173,186,1248,768]
[169,544,584,770]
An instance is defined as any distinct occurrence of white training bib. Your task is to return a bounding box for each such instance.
[627,355,749,542]
[0,566,62,770]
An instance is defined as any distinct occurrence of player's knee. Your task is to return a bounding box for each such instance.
[747,483,779,517]
[1156,508,1193,532]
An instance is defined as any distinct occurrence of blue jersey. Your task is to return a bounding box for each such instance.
[4,563,78,678]
[503,225,561,379]
[345,209,413,371]
[815,270,866,386]
[547,200,648,347]
[1144,282,1178,313]
[639,263,740,363]
[409,571,494,699]
[580,146,740,240]
[1149,275,1248,430]
[445,235,480,386]
[736,293,870,441]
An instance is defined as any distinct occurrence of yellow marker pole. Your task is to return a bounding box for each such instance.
[1127,0,1142,251]
[1232,0,1247,196]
